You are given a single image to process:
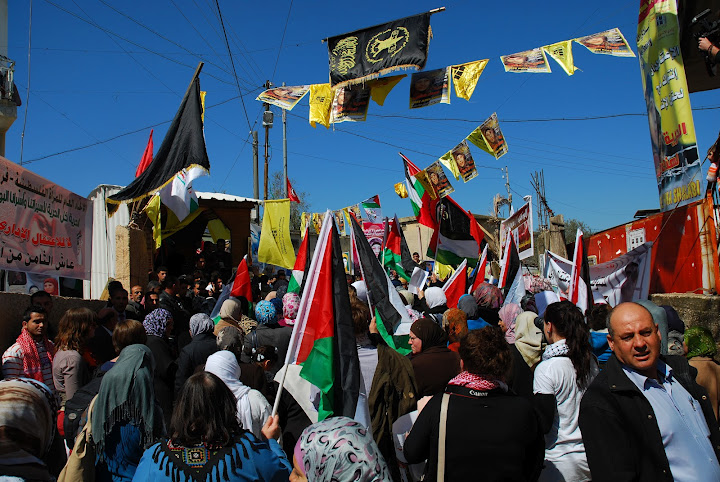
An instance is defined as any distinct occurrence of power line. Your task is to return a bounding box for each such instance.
[169,0,232,73]
[272,0,294,79]
[19,0,33,164]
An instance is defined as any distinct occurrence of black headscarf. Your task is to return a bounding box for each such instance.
[411,318,447,351]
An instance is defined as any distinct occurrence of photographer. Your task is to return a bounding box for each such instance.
[699,36,720,64]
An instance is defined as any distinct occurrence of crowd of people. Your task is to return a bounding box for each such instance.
[1,242,720,481]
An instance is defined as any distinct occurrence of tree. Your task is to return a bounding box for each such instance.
[268,171,310,231]
[564,218,593,242]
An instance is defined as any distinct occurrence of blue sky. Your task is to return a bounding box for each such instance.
[6,0,719,232]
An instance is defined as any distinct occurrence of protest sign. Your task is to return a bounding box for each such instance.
[256,85,310,110]
[500,48,551,73]
[409,68,450,109]
[362,221,384,257]
[500,199,533,260]
[576,28,635,57]
[331,84,371,123]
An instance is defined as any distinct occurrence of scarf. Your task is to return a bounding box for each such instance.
[280,292,300,327]
[473,282,504,309]
[143,308,172,337]
[410,318,447,350]
[204,351,254,435]
[254,300,277,325]
[458,294,479,320]
[16,329,54,384]
[636,300,669,355]
[424,287,447,309]
[296,416,391,482]
[447,371,500,391]
[514,312,544,368]
[189,313,214,337]
[542,339,570,361]
[685,326,717,358]
[498,303,523,344]
[92,344,158,461]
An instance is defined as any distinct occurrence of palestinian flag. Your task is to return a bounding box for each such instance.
[210,255,253,321]
[468,245,488,294]
[351,216,413,355]
[361,195,382,223]
[428,198,484,267]
[569,229,593,314]
[288,227,310,294]
[285,212,360,421]
[382,215,419,282]
[499,232,526,305]
[442,259,467,309]
[401,153,437,228]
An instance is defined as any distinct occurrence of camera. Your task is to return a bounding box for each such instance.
[691,9,720,76]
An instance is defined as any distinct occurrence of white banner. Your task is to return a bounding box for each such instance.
[500,199,533,260]
[543,242,652,306]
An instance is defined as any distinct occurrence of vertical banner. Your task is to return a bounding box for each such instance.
[499,199,534,260]
[0,158,92,279]
[638,0,701,211]
[362,221,385,258]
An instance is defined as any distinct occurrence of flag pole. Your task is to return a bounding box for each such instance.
[321,7,446,42]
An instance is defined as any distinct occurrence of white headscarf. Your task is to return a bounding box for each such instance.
[424,287,447,309]
[204,351,254,433]
[352,281,368,303]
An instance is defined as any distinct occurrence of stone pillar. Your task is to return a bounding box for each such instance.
[115,225,151,291]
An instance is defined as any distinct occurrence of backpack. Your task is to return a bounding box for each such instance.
[63,368,108,447]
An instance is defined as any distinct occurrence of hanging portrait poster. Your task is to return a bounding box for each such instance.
[409,68,450,109]
[450,140,478,182]
[334,210,346,235]
[576,28,635,57]
[331,84,371,123]
[499,199,533,260]
[362,222,385,258]
[477,113,508,159]
[500,48,551,73]
[256,85,310,110]
[424,161,454,198]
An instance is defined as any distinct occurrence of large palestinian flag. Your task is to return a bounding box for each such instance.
[401,153,437,228]
[427,197,484,267]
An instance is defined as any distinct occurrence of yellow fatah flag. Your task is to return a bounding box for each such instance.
[258,199,296,269]
[200,91,206,122]
[369,74,406,106]
[434,260,454,281]
[343,207,352,227]
[309,84,333,129]
[144,194,162,250]
[300,212,308,237]
[439,151,460,180]
[466,126,494,156]
[543,41,577,76]
[451,60,488,101]
[394,182,408,198]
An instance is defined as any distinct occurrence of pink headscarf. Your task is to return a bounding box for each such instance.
[279,292,300,327]
[498,302,523,344]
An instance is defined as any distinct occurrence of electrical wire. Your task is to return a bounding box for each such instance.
[19,0,33,165]
[272,0,294,79]
[169,0,232,73]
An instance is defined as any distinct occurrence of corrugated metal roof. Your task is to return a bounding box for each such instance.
[196,192,260,204]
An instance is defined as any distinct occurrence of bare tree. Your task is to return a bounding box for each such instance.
[268,171,310,231]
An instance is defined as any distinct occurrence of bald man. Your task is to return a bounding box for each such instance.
[579,302,720,481]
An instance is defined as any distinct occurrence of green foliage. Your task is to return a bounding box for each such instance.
[564,218,593,241]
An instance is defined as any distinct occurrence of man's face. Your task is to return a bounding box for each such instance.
[413,253,420,263]
[178,283,189,297]
[608,303,661,377]
[34,295,53,315]
[158,270,168,282]
[196,258,206,269]
[111,291,129,313]
[147,293,159,310]
[23,312,46,339]
[193,283,202,296]
[130,286,143,303]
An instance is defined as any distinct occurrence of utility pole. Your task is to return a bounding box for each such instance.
[252,131,259,221]
[504,166,512,216]
[282,82,288,198]
[262,80,273,200]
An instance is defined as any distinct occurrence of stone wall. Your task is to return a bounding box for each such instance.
[650,293,720,337]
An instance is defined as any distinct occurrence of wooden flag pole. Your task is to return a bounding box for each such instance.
[321,7,445,43]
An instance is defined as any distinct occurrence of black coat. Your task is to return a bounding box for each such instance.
[146,335,177,427]
[405,384,544,481]
[410,346,460,398]
[174,333,217,395]
[579,353,720,482]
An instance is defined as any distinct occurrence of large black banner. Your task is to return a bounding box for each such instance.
[327,12,431,88]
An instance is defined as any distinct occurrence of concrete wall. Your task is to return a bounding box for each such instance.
[0,293,106,355]
[650,293,720,338]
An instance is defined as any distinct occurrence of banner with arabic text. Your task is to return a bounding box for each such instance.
[0,158,92,279]
[362,221,385,257]
[499,199,533,260]
[331,84,371,123]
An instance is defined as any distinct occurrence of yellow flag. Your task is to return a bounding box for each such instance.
[200,91,207,122]
[369,74,406,106]
[467,126,494,156]
[415,169,437,200]
[394,182,408,198]
[343,207,352,227]
[143,194,162,250]
[434,260,454,281]
[311,213,323,234]
[543,41,577,75]
[439,151,460,180]
[300,212,308,237]
[451,60,488,101]
[258,199,296,269]
[309,84,333,129]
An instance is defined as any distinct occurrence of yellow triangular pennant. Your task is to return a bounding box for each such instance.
[394,182,408,198]
[466,126,494,155]
[543,41,578,76]
[439,151,460,180]
[369,74,406,106]
[451,60,489,101]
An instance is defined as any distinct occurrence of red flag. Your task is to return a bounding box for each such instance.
[135,129,154,178]
[468,245,488,294]
[230,255,253,301]
[442,259,468,309]
[287,178,300,203]
[568,229,590,313]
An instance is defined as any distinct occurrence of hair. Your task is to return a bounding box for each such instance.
[178,275,191,287]
[350,298,370,336]
[107,280,123,296]
[170,372,241,446]
[253,345,279,365]
[147,280,160,292]
[157,266,169,273]
[23,305,47,322]
[160,275,178,290]
[109,287,128,298]
[545,301,594,388]
[30,290,51,304]
[413,252,419,257]
[458,327,512,381]
[55,308,95,351]
[211,271,222,283]
[112,319,147,354]
[586,303,611,332]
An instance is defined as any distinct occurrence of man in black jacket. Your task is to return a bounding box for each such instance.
[580,302,720,481]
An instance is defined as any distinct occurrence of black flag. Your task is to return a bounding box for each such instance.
[327,12,431,88]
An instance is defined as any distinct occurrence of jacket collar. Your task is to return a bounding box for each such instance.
[604,353,674,393]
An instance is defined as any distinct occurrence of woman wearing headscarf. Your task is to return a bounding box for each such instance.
[215,297,256,337]
[515,311,545,370]
[472,282,504,326]
[497,303,535,399]
[143,308,176,428]
[0,378,59,480]
[416,287,448,325]
[444,308,468,353]
[216,326,269,397]
[242,300,292,376]
[204,350,272,438]
[404,328,544,481]
[279,292,300,327]
[457,294,490,330]
[685,326,720,420]
[290,416,391,482]
[498,302,523,344]
[408,318,461,397]
[174,313,218,396]
[134,371,291,481]
[94,344,165,481]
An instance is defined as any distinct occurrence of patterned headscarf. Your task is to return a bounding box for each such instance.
[255,300,277,325]
[295,416,391,482]
[280,293,300,327]
[0,378,57,459]
[498,303,523,344]
[15,329,54,385]
[685,326,717,359]
[473,282,504,309]
[143,308,172,337]
[269,298,284,320]
[189,313,214,337]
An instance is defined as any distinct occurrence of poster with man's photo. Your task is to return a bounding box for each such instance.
[575,28,635,57]
[424,161,454,198]
[256,85,310,110]
[500,48,551,73]
[479,113,508,159]
[409,68,450,109]
[450,140,478,182]
[331,85,371,123]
